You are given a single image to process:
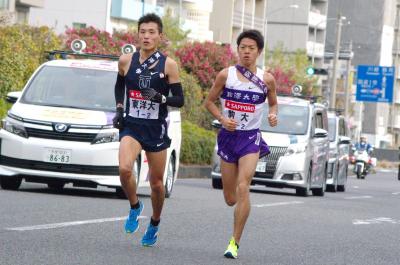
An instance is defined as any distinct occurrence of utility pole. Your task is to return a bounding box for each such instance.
[329,13,343,108]
[344,41,353,119]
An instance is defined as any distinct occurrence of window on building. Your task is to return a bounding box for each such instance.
[73,23,87,30]
[0,0,9,9]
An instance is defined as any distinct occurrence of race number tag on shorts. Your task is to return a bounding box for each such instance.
[128,90,160,119]
[224,100,256,130]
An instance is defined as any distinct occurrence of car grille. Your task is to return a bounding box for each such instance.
[25,127,97,142]
[255,146,287,179]
[0,155,118,176]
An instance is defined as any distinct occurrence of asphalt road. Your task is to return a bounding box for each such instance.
[1,169,399,265]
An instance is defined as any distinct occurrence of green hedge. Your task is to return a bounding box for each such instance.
[180,121,216,165]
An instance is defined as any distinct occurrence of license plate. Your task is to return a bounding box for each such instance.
[256,161,266,172]
[44,148,71,164]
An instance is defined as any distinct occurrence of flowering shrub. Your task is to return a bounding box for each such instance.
[175,42,237,89]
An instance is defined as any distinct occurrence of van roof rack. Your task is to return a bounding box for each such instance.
[45,50,119,61]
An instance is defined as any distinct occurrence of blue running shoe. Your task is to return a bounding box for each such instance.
[124,201,143,234]
[141,223,159,246]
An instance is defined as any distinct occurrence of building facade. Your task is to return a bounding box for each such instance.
[325,0,396,148]
[209,0,267,66]
[0,0,44,24]
[265,0,328,68]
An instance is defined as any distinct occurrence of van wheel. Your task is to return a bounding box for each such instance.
[47,182,65,190]
[337,167,347,192]
[327,165,338,192]
[212,178,223,189]
[164,155,175,198]
[296,166,311,197]
[312,164,327,196]
[0,176,22,190]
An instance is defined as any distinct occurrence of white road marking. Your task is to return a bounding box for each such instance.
[378,169,396,173]
[392,192,400,195]
[5,216,147,231]
[353,186,359,189]
[353,217,399,225]
[253,201,304,208]
[344,195,372,200]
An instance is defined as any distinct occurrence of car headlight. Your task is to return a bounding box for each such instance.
[92,131,119,144]
[285,143,307,156]
[2,118,28,138]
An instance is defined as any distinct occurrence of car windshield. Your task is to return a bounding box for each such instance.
[260,103,309,135]
[20,65,116,112]
[328,117,336,142]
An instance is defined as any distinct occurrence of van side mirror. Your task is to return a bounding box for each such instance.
[212,119,222,129]
[313,128,328,138]
[339,136,351,145]
[6,91,22,104]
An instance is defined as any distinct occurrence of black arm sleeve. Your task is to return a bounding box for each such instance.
[166,82,184,108]
[114,73,125,105]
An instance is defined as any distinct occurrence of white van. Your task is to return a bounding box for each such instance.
[0,56,181,198]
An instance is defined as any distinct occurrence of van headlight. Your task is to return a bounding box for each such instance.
[285,143,307,156]
[92,131,119,144]
[2,118,28,138]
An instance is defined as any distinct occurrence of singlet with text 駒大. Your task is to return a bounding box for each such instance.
[220,66,267,131]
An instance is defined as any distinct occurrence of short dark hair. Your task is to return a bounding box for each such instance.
[138,13,163,33]
[236,30,264,50]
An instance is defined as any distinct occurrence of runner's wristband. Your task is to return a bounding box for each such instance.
[114,73,125,105]
[166,82,184,108]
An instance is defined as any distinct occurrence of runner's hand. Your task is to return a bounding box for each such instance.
[221,117,237,131]
[141,87,163,103]
[268,113,277,127]
[113,107,124,129]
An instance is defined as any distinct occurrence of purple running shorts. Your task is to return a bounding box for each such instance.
[217,128,270,163]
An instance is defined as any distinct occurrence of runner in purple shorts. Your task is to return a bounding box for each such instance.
[204,29,278,259]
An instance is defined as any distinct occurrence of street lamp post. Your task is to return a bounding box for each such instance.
[329,13,345,108]
[259,4,299,69]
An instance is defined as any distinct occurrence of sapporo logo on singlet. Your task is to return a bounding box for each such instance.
[224,100,256,129]
[128,75,160,120]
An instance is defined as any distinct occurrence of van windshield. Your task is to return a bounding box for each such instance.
[20,66,116,112]
[328,117,336,142]
[260,104,309,135]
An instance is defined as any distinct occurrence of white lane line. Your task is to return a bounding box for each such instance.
[253,201,304,208]
[353,217,399,225]
[5,216,147,231]
[353,186,359,189]
[392,192,400,195]
[344,195,373,200]
[378,169,396,173]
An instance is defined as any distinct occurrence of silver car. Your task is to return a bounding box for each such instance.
[211,96,330,197]
[326,112,351,192]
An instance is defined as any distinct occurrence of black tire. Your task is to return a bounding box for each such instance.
[356,165,362,179]
[115,187,126,199]
[312,163,327,196]
[338,166,348,192]
[47,182,65,190]
[296,165,311,197]
[212,178,223,189]
[164,155,175,198]
[327,165,338,192]
[0,176,22,190]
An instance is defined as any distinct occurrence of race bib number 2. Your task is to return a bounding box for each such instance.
[128,90,160,119]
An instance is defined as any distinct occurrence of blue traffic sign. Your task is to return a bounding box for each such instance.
[356,65,394,103]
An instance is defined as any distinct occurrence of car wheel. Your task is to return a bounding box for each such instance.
[164,155,175,198]
[337,167,347,192]
[212,178,223,189]
[327,164,338,192]
[47,182,65,190]
[0,176,22,190]
[115,156,140,199]
[312,164,327,196]
[296,165,311,197]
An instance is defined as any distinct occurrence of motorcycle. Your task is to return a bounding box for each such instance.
[350,148,374,179]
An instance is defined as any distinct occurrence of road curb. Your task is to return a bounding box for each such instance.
[178,165,211,179]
